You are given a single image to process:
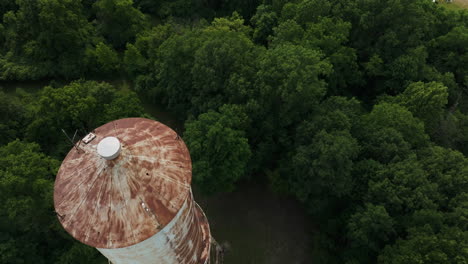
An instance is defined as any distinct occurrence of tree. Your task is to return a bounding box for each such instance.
[90,42,120,75]
[271,19,304,45]
[130,23,178,97]
[55,243,104,264]
[357,103,429,162]
[135,0,202,19]
[418,146,468,209]
[272,14,362,95]
[251,4,278,45]
[133,23,177,61]
[26,80,146,157]
[342,149,466,264]
[183,105,251,194]
[0,0,95,79]
[447,192,468,230]
[0,140,104,263]
[0,91,29,145]
[366,157,441,217]
[191,16,262,116]
[123,43,147,78]
[343,144,467,263]
[433,109,468,155]
[0,0,16,22]
[93,0,148,49]
[395,81,448,132]
[213,0,262,20]
[287,0,332,25]
[385,46,435,94]
[319,96,364,122]
[249,43,331,169]
[428,26,468,88]
[255,42,330,127]
[329,0,454,96]
[288,130,359,212]
[154,29,203,117]
[302,17,362,94]
[0,140,59,264]
[347,204,395,259]
[154,14,261,118]
[360,127,412,164]
[270,96,362,200]
[378,226,468,264]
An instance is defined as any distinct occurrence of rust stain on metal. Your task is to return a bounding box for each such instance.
[96,192,211,264]
[53,118,201,250]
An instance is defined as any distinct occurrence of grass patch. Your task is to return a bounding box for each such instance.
[437,0,468,10]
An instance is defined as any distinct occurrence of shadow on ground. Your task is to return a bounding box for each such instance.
[195,182,314,264]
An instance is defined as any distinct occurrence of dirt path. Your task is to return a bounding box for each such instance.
[455,0,468,8]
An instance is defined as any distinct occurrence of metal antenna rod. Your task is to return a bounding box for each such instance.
[71,129,78,142]
[61,129,82,153]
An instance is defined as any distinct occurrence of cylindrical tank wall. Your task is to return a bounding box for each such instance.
[54,118,212,263]
[97,192,210,264]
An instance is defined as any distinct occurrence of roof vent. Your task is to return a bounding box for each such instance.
[97,137,121,160]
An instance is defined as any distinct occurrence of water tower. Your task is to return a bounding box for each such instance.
[54,118,212,264]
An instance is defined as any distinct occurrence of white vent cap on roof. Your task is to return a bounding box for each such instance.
[97,137,121,160]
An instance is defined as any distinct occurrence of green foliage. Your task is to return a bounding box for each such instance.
[131,23,178,95]
[348,204,395,253]
[154,28,203,117]
[0,140,104,263]
[344,145,468,263]
[271,97,361,205]
[286,0,332,25]
[93,0,149,49]
[385,46,434,93]
[123,43,146,78]
[0,0,95,79]
[184,105,251,194]
[209,12,252,35]
[305,17,361,93]
[133,23,177,60]
[191,21,261,115]
[90,42,120,75]
[255,43,331,126]
[272,19,304,45]
[136,0,206,18]
[367,157,440,215]
[428,26,468,87]
[1,0,468,262]
[272,15,362,95]
[379,226,468,264]
[0,0,16,22]
[251,4,278,45]
[0,140,59,263]
[149,14,261,118]
[55,243,103,264]
[289,130,359,207]
[249,43,331,169]
[26,80,145,156]
[357,103,429,162]
[0,91,29,145]
[418,146,468,208]
[396,81,448,131]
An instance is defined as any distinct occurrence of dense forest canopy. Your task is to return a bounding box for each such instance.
[0,0,467,263]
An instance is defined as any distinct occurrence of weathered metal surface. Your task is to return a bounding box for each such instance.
[97,193,211,264]
[197,202,211,264]
[54,118,195,249]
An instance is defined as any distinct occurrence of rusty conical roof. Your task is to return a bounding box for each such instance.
[54,118,192,248]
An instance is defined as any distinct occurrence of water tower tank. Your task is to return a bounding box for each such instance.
[54,118,211,264]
